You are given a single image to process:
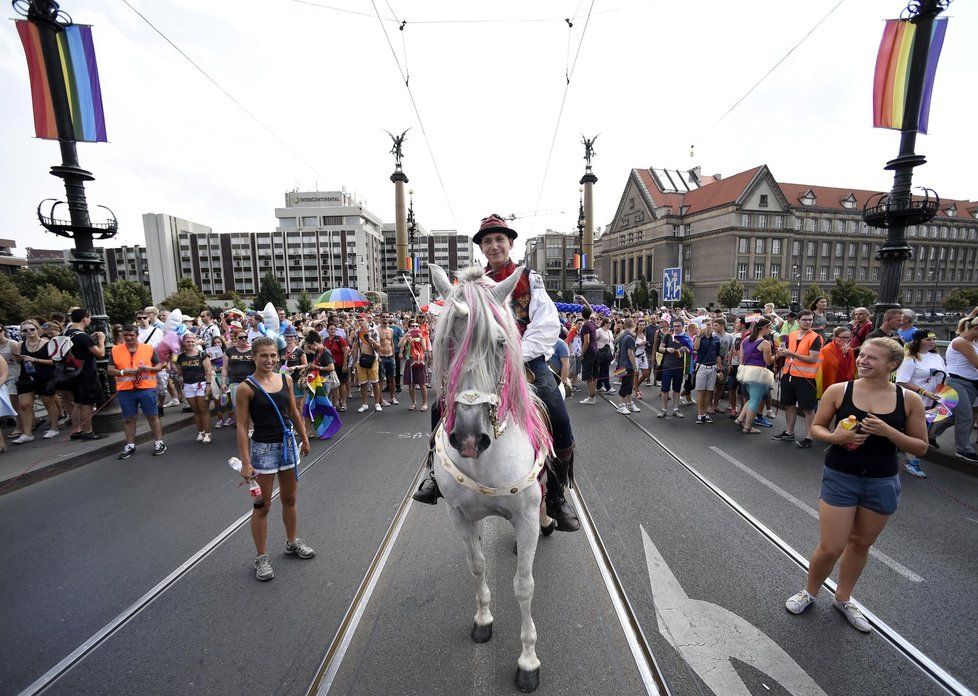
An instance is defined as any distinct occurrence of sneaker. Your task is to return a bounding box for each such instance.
[285,537,316,559]
[79,432,104,441]
[58,413,71,427]
[153,441,167,456]
[628,403,641,413]
[164,398,181,408]
[904,461,927,478]
[255,553,274,581]
[357,405,369,413]
[181,404,193,413]
[214,419,224,429]
[833,598,871,632]
[785,590,816,615]
[196,432,205,442]
[375,404,383,412]
[672,409,684,418]
[765,409,775,418]
[391,398,398,405]
[118,444,136,460]
[579,396,596,405]
[753,415,773,428]
[202,433,211,444]
[657,409,666,418]
[43,430,59,439]
[696,415,704,424]
[12,434,34,444]
[616,404,630,415]
[956,451,978,463]
[381,400,391,407]
[224,417,235,427]
[771,430,795,441]
[795,437,813,449]
[702,414,714,423]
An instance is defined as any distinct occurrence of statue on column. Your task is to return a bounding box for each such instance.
[582,134,598,169]
[386,128,410,169]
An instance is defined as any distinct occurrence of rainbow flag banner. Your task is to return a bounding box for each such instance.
[872,17,947,134]
[15,20,107,142]
[572,253,581,270]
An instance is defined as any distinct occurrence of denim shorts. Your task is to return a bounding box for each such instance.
[378,355,396,381]
[820,466,901,516]
[250,440,294,474]
[118,388,158,418]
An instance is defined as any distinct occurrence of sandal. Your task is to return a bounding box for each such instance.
[409,404,416,411]
[742,427,761,434]
[421,404,428,411]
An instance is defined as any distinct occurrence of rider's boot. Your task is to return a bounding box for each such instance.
[545,445,580,532]
[412,431,443,505]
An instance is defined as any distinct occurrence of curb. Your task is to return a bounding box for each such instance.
[0,414,195,496]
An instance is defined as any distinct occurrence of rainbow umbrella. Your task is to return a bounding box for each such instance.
[314,288,369,310]
[924,383,958,425]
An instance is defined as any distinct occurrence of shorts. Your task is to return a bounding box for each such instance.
[405,362,426,387]
[5,377,17,397]
[660,368,683,394]
[69,373,103,406]
[694,365,718,391]
[618,373,634,397]
[378,355,396,381]
[229,382,242,408]
[634,353,649,370]
[820,466,901,516]
[356,361,380,384]
[336,367,348,384]
[15,377,55,397]
[780,375,818,412]
[581,353,597,381]
[727,366,740,393]
[118,388,159,418]
[183,381,208,399]
[250,440,294,474]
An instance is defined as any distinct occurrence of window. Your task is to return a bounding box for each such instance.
[737,263,748,279]
[845,267,854,280]
[754,263,765,279]
[758,214,767,228]
[301,216,318,227]
[847,220,857,234]
[905,267,913,280]
[860,243,869,257]
[820,241,829,256]
[738,237,749,254]
[742,213,751,227]
[801,193,816,206]
[771,239,782,255]
[842,195,856,209]
[858,267,867,281]
[771,263,781,278]
[820,219,831,233]
[755,238,766,255]
[279,217,297,230]
[804,265,814,280]
[804,218,816,231]
[848,243,856,256]
[685,244,692,259]
[819,267,828,281]
[794,217,802,231]
[834,242,843,256]
[774,216,785,229]
[792,241,801,257]
[805,241,816,256]
[833,266,842,278]
[759,194,769,208]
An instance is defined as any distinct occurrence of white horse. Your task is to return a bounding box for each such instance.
[428,263,554,693]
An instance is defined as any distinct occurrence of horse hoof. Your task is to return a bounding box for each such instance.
[540,520,557,537]
[512,540,518,555]
[471,621,493,643]
[515,667,540,692]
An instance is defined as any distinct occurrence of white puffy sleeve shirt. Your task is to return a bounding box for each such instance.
[521,271,560,362]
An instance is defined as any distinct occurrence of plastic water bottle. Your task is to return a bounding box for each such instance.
[228,457,264,508]
[24,358,36,377]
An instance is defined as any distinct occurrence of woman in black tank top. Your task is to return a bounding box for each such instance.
[783,338,928,632]
[235,336,313,581]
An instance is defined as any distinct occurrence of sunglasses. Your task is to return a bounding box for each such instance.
[236,335,248,340]
[21,327,36,332]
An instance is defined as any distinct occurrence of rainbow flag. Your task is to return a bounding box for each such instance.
[872,17,947,134]
[572,253,581,270]
[15,20,107,143]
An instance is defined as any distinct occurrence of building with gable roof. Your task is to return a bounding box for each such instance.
[595,165,978,309]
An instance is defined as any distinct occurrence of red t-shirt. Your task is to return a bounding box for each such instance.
[325,335,348,366]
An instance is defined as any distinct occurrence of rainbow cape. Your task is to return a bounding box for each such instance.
[873,17,948,134]
[302,370,342,440]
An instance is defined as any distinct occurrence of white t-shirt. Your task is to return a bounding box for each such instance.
[138,325,163,348]
[895,351,946,402]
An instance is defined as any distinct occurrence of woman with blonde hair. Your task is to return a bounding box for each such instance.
[13,319,60,443]
[929,317,978,462]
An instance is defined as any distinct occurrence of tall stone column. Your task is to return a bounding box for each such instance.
[578,167,605,303]
[386,166,416,311]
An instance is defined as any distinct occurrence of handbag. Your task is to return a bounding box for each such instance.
[358,352,376,369]
[245,376,300,479]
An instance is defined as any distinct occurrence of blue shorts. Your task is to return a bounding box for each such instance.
[660,368,683,394]
[378,355,396,381]
[118,388,158,418]
[819,466,901,516]
[250,440,296,474]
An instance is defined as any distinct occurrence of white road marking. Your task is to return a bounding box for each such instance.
[967,518,978,525]
[710,446,924,584]
[640,525,828,696]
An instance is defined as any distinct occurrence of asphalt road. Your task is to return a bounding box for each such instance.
[3,389,975,695]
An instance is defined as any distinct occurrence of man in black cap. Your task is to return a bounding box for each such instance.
[412,214,580,532]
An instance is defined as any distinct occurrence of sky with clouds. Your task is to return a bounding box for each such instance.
[1,0,975,266]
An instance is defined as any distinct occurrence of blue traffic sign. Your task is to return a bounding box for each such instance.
[663,267,682,302]
[615,285,625,298]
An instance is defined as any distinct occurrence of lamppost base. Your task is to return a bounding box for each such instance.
[387,278,417,312]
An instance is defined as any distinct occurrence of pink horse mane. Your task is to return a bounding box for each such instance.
[433,267,552,457]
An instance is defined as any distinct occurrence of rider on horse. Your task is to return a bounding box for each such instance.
[413,214,580,533]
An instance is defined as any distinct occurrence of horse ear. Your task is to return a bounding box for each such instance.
[491,266,523,304]
[429,263,453,300]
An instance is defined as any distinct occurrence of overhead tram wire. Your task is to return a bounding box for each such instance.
[691,0,847,154]
[369,0,460,233]
[286,0,618,25]
[120,0,320,178]
[528,0,596,238]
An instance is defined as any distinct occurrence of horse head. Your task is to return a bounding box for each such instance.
[429,263,548,459]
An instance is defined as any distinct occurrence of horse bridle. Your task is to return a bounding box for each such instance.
[454,389,507,439]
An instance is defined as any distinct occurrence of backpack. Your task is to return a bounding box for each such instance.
[49,330,85,381]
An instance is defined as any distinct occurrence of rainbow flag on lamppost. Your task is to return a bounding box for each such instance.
[873,17,948,134]
[15,20,107,142]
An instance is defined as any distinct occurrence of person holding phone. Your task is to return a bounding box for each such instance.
[656,318,688,418]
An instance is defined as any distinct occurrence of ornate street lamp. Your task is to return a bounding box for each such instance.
[407,189,417,295]
[576,188,585,297]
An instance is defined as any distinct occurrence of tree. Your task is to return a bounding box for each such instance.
[12,264,80,300]
[104,279,152,324]
[295,289,313,315]
[648,288,659,309]
[679,284,695,309]
[752,278,791,308]
[253,271,287,311]
[161,277,207,315]
[0,275,29,326]
[943,288,978,311]
[603,288,615,307]
[631,276,650,310]
[830,278,875,315]
[802,283,825,310]
[27,283,81,320]
[716,279,745,311]
[228,291,249,313]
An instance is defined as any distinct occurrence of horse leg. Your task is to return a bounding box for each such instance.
[512,508,541,692]
[447,507,493,643]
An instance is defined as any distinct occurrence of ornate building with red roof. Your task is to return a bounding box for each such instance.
[595,165,978,309]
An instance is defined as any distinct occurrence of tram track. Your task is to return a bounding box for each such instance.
[598,393,974,696]
[19,414,378,696]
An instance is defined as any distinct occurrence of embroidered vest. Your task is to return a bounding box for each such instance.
[487,261,532,336]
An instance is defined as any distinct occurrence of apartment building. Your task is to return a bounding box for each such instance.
[523,230,582,296]
[380,225,474,289]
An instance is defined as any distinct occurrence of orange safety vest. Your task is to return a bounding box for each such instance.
[785,330,822,380]
[111,343,158,390]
